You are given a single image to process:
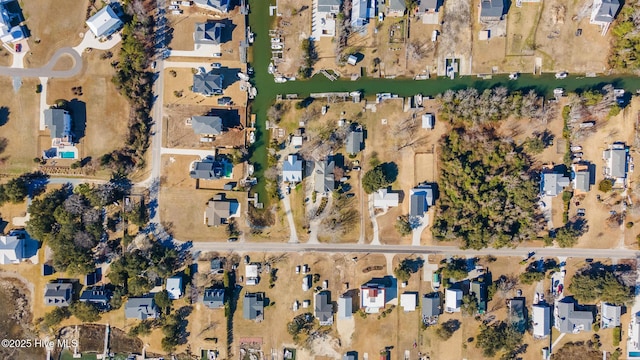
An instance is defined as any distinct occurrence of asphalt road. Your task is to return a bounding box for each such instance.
[0,47,82,78]
[190,241,640,259]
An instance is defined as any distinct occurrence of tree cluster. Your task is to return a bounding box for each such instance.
[437,88,550,123]
[107,242,179,297]
[609,3,640,70]
[566,85,619,123]
[298,38,318,79]
[550,219,588,248]
[438,257,469,282]
[287,312,315,343]
[475,321,523,358]
[0,172,48,206]
[320,193,359,237]
[362,163,397,194]
[432,127,541,249]
[434,319,460,340]
[106,0,155,174]
[568,267,632,305]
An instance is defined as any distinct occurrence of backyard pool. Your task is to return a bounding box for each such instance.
[60,151,76,159]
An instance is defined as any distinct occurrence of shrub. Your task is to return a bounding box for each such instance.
[599,179,613,192]
[613,326,621,346]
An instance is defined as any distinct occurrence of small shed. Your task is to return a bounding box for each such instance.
[478,30,490,41]
[422,113,434,129]
[400,292,417,312]
[347,55,358,66]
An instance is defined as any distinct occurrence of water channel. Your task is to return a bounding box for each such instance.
[247,0,640,205]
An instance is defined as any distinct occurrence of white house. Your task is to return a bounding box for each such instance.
[338,295,353,319]
[313,0,341,38]
[445,288,462,313]
[373,188,399,209]
[246,264,259,285]
[86,5,123,38]
[166,276,183,300]
[400,292,417,312]
[0,235,23,264]
[603,143,629,187]
[360,282,386,313]
[283,154,303,183]
[532,303,551,338]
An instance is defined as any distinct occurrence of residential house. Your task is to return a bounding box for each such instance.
[338,294,353,319]
[283,154,304,183]
[508,297,527,333]
[629,312,640,355]
[590,0,620,29]
[422,113,435,129]
[210,257,224,274]
[314,158,335,194]
[314,0,341,37]
[204,193,239,226]
[245,264,259,285]
[194,22,225,51]
[445,288,462,313]
[416,0,440,15]
[44,108,73,144]
[479,0,504,21]
[387,0,406,17]
[191,115,223,136]
[193,0,230,13]
[193,72,224,96]
[86,5,123,38]
[346,130,364,155]
[470,280,488,314]
[125,296,159,320]
[44,281,73,307]
[572,163,592,193]
[532,303,551,338]
[409,184,434,218]
[541,172,570,197]
[373,188,399,209]
[400,292,417,312]
[603,143,629,186]
[79,286,112,311]
[361,281,386,313]
[0,235,22,264]
[351,0,369,29]
[422,292,441,325]
[0,0,26,43]
[166,276,183,300]
[203,288,225,309]
[555,298,593,333]
[343,353,357,360]
[190,159,229,180]
[601,302,621,329]
[243,292,264,321]
[315,291,334,325]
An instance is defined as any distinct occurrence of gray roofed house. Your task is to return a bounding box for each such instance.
[191,116,223,136]
[193,72,224,96]
[283,154,304,183]
[351,0,368,28]
[190,160,224,180]
[541,172,571,197]
[315,291,334,325]
[314,158,335,193]
[317,0,341,13]
[194,22,224,45]
[591,0,620,24]
[203,288,225,309]
[601,302,621,328]
[79,286,112,311]
[470,280,488,314]
[509,297,527,333]
[388,0,406,16]
[555,298,593,333]
[603,143,628,184]
[338,294,353,319]
[243,292,264,321]
[573,170,591,192]
[204,194,237,226]
[346,130,364,154]
[193,0,230,12]
[343,353,356,360]
[532,303,551,338]
[480,0,504,20]
[422,292,441,319]
[44,282,73,307]
[86,4,123,38]
[44,109,73,142]
[125,296,159,320]
[210,257,224,273]
[417,0,440,14]
[409,184,435,218]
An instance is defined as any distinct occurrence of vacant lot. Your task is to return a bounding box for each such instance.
[22,0,88,67]
[164,104,247,148]
[47,50,129,163]
[273,0,312,78]
[436,0,472,76]
[0,77,41,174]
[163,67,248,108]
[160,154,247,241]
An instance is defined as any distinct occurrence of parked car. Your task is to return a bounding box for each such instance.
[577,208,586,217]
[212,53,222,58]
[151,61,156,69]
[211,62,221,69]
[227,237,238,242]
[15,43,21,52]
[170,1,179,5]
[168,5,179,10]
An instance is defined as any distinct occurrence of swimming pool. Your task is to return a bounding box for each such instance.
[629,351,640,357]
[60,152,75,159]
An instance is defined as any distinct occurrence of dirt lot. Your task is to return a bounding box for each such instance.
[164,104,247,148]
[46,50,130,163]
[168,5,245,60]
[163,67,248,108]
[159,154,248,241]
[437,0,472,76]
[22,0,88,68]
[272,0,312,78]
[0,48,11,67]
[0,77,41,175]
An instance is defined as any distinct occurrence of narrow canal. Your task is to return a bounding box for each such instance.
[248,0,640,204]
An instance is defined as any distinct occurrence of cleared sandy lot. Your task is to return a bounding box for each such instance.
[163,67,248,108]
[164,104,247,149]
